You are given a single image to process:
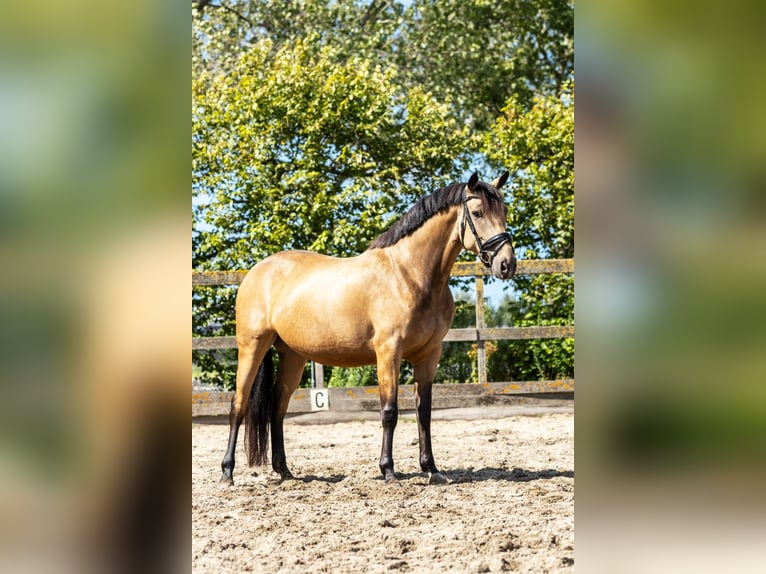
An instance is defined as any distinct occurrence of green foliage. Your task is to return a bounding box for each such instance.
[193,1,404,81]
[485,291,574,382]
[398,0,574,132]
[192,286,237,388]
[484,81,574,259]
[194,39,466,264]
[435,294,475,383]
[326,365,377,388]
[482,82,575,380]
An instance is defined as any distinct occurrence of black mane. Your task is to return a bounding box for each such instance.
[367,181,502,250]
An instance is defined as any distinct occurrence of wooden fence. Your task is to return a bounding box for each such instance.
[192,259,573,415]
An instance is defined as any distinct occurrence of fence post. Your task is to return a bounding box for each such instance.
[475,275,487,385]
[312,362,324,389]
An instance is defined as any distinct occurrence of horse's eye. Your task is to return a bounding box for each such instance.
[472,210,482,218]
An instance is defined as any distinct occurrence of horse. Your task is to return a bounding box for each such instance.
[220,172,516,485]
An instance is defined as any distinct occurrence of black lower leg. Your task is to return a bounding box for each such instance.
[270,415,293,480]
[416,402,438,474]
[416,386,439,474]
[379,403,398,481]
[220,403,242,483]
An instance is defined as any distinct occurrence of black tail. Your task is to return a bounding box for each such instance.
[244,349,274,467]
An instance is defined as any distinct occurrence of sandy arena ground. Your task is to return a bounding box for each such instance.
[192,408,573,573]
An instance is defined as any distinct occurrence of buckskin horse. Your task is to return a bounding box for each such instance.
[220,172,516,485]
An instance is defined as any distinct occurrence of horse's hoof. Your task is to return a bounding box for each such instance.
[219,475,234,488]
[385,474,401,485]
[429,472,448,485]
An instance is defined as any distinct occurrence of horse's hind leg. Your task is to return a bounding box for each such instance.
[271,344,307,480]
[220,333,274,485]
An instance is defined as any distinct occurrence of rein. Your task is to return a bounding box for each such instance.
[460,191,513,268]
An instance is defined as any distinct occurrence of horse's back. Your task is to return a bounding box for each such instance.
[236,250,334,318]
[240,250,373,295]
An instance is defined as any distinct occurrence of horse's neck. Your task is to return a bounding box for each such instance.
[386,209,462,293]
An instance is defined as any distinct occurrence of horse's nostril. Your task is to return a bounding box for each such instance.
[501,260,508,275]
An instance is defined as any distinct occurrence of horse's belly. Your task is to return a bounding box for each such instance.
[299,347,378,368]
[274,315,378,367]
[281,337,378,368]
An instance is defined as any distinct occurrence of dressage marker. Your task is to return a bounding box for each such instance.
[309,389,329,411]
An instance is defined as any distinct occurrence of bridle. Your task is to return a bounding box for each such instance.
[459,190,514,268]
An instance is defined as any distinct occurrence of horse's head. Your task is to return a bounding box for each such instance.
[459,172,516,280]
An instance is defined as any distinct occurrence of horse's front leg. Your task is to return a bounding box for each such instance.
[376,346,402,483]
[414,353,448,484]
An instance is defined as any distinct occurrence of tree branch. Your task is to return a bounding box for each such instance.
[194,1,255,28]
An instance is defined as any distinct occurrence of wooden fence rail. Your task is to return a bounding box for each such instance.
[192,325,574,350]
[192,258,574,413]
[192,258,573,286]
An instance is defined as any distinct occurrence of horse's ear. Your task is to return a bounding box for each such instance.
[467,172,479,192]
[491,171,509,191]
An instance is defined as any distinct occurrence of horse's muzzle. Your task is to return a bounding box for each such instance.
[492,251,516,280]
[480,232,515,279]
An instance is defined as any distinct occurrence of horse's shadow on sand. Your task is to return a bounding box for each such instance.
[446,467,574,483]
[253,468,572,485]
[295,474,347,484]
[374,467,574,484]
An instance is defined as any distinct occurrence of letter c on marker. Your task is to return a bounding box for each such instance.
[310,389,328,411]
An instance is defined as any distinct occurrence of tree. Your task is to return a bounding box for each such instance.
[193,39,468,387]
